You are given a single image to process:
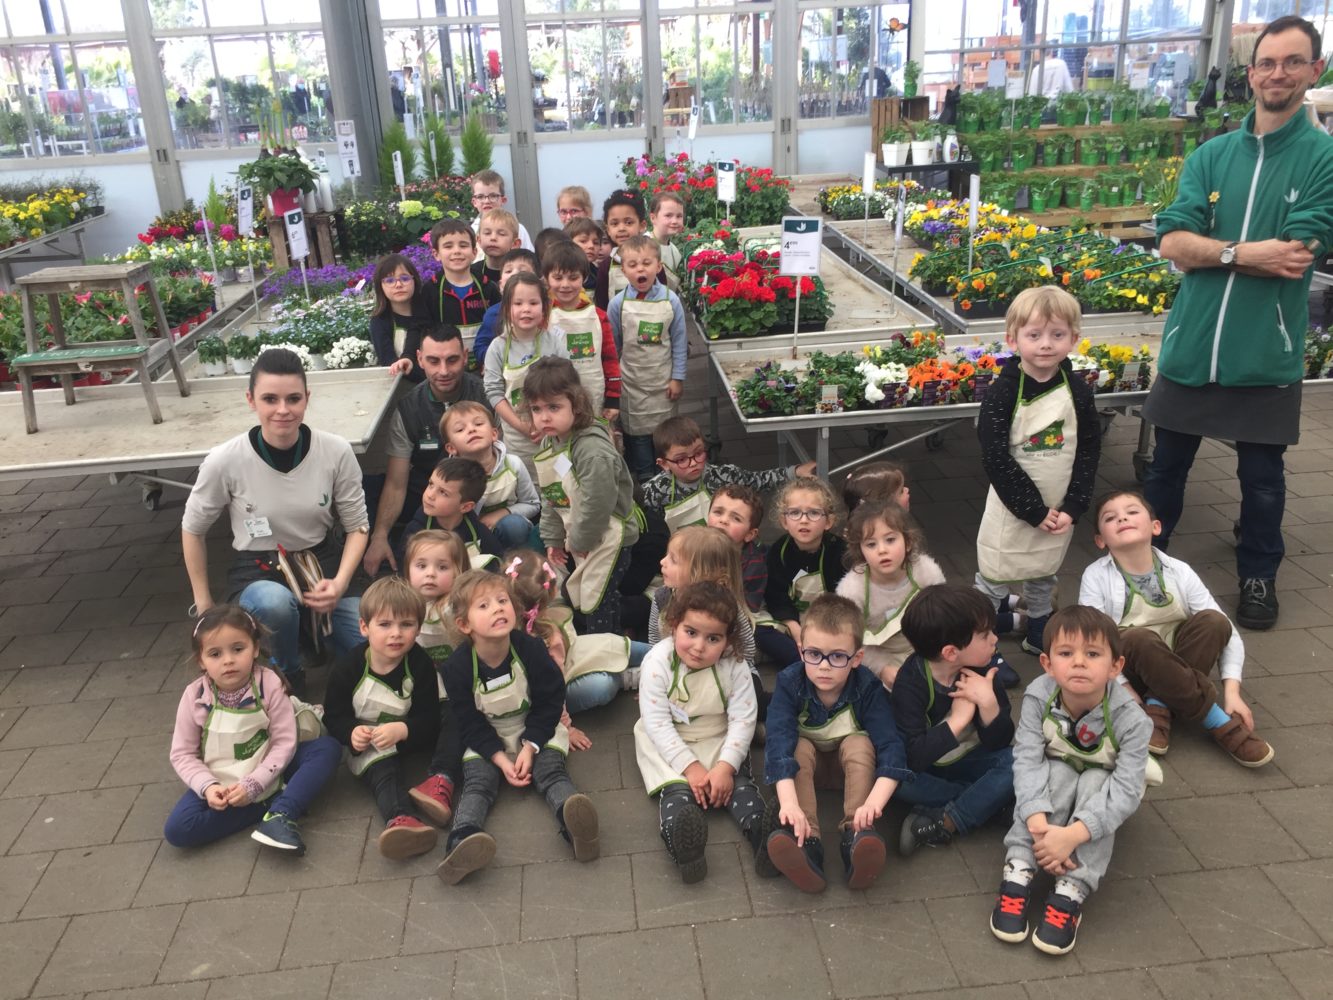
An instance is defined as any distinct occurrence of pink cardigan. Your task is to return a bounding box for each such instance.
[169,665,298,798]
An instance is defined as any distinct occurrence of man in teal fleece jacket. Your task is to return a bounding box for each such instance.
[1147,15,1333,631]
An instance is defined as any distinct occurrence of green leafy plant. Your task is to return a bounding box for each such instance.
[377,122,419,190]
[196,335,227,363]
[420,115,455,177]
[460,113,494,177]
[795,352,868,412]
[734,361,800,417]
[227,333,260,360]
[238,150,318,200]
[880,122,911,143]
[203,177,229,229]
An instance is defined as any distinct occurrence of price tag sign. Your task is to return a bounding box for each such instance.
[862,151,878,194]
[715,160,737,203]
[688,102,700,140]
[392,150,405,188]
[1005,74,1025,100]
[968,173,981,231]
[1130,63,1151,91]
[987,59,1007,89]
[335,119,360,177]
[237,185,254,234]
[284,209,310,261]
[779,216,822,277]
[317,149,327,171]
[428,132,438,174]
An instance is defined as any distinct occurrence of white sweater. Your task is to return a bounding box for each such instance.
[835,555,947,673]
[1078,551,1245,682]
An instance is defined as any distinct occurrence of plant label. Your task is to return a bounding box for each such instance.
[715,160,737,203]
[1121,361,1142,385]
[237,185,254,234]
[336,120,360,177]
[819,385,842,414]
[392,150,406,188]
[968,174,981,231]
[779,216,822,277]
[987,60,1007,90]
[1005,75,1025,100]
[429,132,438,175]
[317,149,327,171]
[284,209,310,260]
[688,102,700,140]
[1130,64,1151,91]
[862,151,877,195]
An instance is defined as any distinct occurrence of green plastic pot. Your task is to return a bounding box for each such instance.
[1111,108,1126,124]
[1060,147,1075,165]
[1066,186,1081,208]
[1079,193,1095,211]
[1079,145,1102,166]
[1030,193,1049,213]
[1155,103,1171,119]
[980,152,998,173]
[959,111,980,133]
[1012,151,1034,171]
[1183,136,1198,155]
[1030,112,1043,129]
[1122,184,1137,206]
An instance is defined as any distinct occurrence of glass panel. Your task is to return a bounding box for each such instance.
[666,11,764,126]
[923,0,965,60]
[7,41,80,154]
[5,0,56,35]
[696,14,734,124]
[524,0,564,11]
[70,41,143,153]
[1047,0,1124,46]
[1127,0,1206,37]
[0,48,34,157]
[869,2,911,94]
[62,0,124,32]
[271,30,331,141]
[388,22,508,134]
[210,34,274,146]
[262,0,321,24]
[379,0,421,17]
[205,0,266,28]
[161,34,217,148]
[1124,39,1200,110]
[149,0,207,30]
[799,8,870,120]
[736,9,771,121]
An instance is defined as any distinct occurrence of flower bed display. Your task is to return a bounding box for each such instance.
[904,199,1042,251]
[1307,326,1333,379]
[815,179,949,221]
[682,236,833,339]
[728,330,1155,417]
[623,153,791,227]
[0,183,100,249]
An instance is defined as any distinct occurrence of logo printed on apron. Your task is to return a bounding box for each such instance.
[550,303,605,407]
[619,294,677,436]
[200,676,280,801]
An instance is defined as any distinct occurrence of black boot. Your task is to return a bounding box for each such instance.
[898,807,955,857]
[766,827,826,893]
[661,800,708,883]
[840,828,887,890]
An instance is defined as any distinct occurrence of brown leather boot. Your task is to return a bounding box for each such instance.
[1144,703,1171,755]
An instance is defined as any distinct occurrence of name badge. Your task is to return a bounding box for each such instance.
[553,454,573,478]
[668,701,691,725]
[482,673,512,692]
[244,516,272,539]
[418,434,439,452]
[791,569,810,583]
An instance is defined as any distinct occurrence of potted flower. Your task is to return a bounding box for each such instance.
[1009,134,1037,171]
[1019,94,1048,129]
[227,332,259,375]
[734,361,800,417]
[908,121,936,165]
[1122,169,1141,206]
[1079,178,1097,212]
[325,336,377,370]
[196,335,228,376]
[300,328,335,370]
[238,149,319,217]
[1104,130,1127,164]
[1047,131,1076,165]
[957,92,982,133]
[881,122,912,166]
[1085,92,1108,125]
[1078,133,1104,166]
[903,60,921,99]
[1029,176,1061,214]
[1056,91,1085,126]
[1108,84,1138,124]
[988,176,1018,213]
[1185,79,1205,117]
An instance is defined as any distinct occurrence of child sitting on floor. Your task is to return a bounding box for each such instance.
[403,456,504,569]
[405,529,468,668]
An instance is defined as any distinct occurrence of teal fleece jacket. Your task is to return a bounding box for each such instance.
[1156,109,1333,387]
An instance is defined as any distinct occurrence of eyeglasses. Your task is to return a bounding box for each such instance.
[782,507,828,522]
[666,449,707,468]
[381,275,414,286]
[472,192,503,203]
[800,647,854,669]
[557,208,585,219]
[1254,56,1315,75]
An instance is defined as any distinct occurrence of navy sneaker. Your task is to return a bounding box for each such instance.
[898,807,954,857]
[1032,891,1082,955]
[251,812,306,856]
[662,800,709,884]
[989,880,1031,943]
[1021,614,1050,656]
[840,828,887,890]
[766,830,826,893]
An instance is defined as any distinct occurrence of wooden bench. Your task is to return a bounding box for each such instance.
[13,263,190,433]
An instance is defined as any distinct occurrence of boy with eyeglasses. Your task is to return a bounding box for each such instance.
[640,415,814,534]
[469,169,531,251]
[760,594,912,893]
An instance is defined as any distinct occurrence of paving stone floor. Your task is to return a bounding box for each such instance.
[1,331,1332,999]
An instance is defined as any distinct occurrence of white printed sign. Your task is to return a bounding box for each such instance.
[688,102,700,140]
[392,150,405,188]
[780,217,822,277]
[862,151,877,194]
[968,174,981,231]
[284,209,310,261]
[237,185,254,234]
[1005,74,1025,100]
[715,160,737,203]
[335,119,360,177]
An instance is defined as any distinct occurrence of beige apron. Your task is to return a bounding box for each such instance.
[918,659,981,765]
[976,370,1078,583]
[863,567,919,672]
[619,294,677,436]
[660,242,683,292]
[424,516,497,571]
[462,644,571,761]
[782,537,829,616]
[564,632,631,682]
[549,302,605,407]
[797,700,865,753]
[200,677,279,801]
[543,605,579,655]
[500,333,544,477]
[417,602,457,669]
[346,651,415,777]
[1118,559,1187,647]
[534,426,630,613]
[633,653,731,794]
[663,477,711,534]
[479,453,519,516]
[607,251,630,302]
[1041,687,1163,788]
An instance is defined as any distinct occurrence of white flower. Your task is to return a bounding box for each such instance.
[258,342,313,369]
[325,336,376,370]
[864,382,885,403]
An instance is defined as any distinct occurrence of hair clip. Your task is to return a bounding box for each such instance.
[541,561,558,591]
[503,556,524,580]
[523,604,541,635]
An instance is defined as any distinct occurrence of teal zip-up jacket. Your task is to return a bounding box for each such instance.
[1156,109,1333,387]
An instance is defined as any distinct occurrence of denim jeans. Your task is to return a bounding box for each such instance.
[623,432,656,482]
[564,639,649,713]
[1144,425,1287,579]
[893,746,1014,835]
[162,734,342,848]
[492,513,542,552]
[755,624,799,670]
[239,580,361,675]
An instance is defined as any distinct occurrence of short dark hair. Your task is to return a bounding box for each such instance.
[429,218,475,251]
[1043,605,1122,659]
[663,580,739,644]
[534,227,571,263]
[521,356,596,430]
[603,188,646,223]
[1093,489,1157,526]
[711,483,764,530]
[1253,15,1323,63]
[901,584,996,662]
[417,322,464,350]
[430,456,487,505]
[542,240,592,279]
[652,415,704,458]
[500,248,539,272]
[249,346,307,393]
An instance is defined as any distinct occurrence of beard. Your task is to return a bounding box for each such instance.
[1259,84,1305,113]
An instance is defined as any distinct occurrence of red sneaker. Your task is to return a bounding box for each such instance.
[378,814,438,860]
[409,774,455,827]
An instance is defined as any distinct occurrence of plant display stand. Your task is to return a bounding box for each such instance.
[870,96,930,162]
[266,210,342,270]
[12,263,190,433]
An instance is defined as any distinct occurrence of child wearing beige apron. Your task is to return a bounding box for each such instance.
[484,328,568,482]
[616,288,681,481]
[547,296,609,413]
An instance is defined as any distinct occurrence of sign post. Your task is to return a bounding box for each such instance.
[392,150,406,202]
[862,150,877,243]
[890,183,906,317]
[237,184,258,303]
[967,173,981,277]
[284,208,311,302]
[715,160,737,222]
[780,216,822,358]
[688,102,699,162]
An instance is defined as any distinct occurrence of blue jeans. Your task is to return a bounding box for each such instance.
[1144,425,1287,580]
[564,640,650,713]
[162,734,342,848]
[894,746,1014,835]
[623,432,656,482]
[492,512,542,551]
[755,624,799,670]
[239,580,361,675]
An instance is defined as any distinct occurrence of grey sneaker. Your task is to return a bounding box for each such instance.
[251,812,306,855]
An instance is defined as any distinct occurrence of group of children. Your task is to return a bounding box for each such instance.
[168,181,1279,958]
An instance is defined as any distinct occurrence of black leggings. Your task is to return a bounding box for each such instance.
[658,762,765,841]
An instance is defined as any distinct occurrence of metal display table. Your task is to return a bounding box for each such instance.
[0,215,103,290]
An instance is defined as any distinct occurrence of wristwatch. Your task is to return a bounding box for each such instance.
[1220,242,1239,267]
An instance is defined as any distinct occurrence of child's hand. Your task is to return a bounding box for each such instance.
[546,546,569,568]
[666,379,683,402]
[567,725,592,752]
[1033,823,1087,873]
[601,407,619,423]
[388,358,413,377]
[492,750,531,787]
[878,662,900,689]
[684,761,710,807]
[479,508,506,530]
[1026,812,1049,839]
[1223,680,1254,731]
[779,803,811,846]
[795,461,817,478]
[514,743,537,781]
[351,725,375,752]
[947,690,977,726]
[954,668,998,712]
[851,800,884,832]
[705,763,735,807]
[222,783,252,807]
[205,784,229,810]
[370,721,408,750]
